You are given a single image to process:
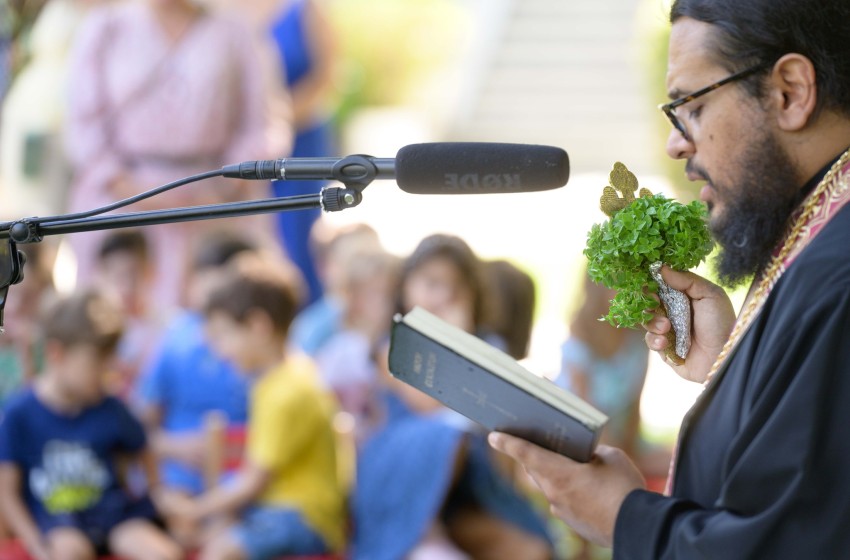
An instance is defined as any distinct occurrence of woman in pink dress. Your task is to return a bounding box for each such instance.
[64,0,291,310]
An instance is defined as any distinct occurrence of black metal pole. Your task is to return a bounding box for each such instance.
[2,194,323,240]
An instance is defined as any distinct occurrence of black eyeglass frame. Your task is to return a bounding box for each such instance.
[659,61,773,140]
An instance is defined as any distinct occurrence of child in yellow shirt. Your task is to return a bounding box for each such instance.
[165,255,345,560]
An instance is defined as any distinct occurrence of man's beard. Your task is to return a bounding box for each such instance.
[705,131,803,288]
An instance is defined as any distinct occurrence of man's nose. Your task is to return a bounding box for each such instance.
[665,128,695,160]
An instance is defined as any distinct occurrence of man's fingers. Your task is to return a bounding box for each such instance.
[645,331,669,351]
[643,315,671,335]
[659,265,722,300]
[659,265,700,292]
[489,431,583,484]
[488,432,566,469]
[488,432,533,461]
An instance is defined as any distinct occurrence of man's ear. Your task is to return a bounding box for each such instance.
[768,53,818,131]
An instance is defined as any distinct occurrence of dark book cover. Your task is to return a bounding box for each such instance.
[388,310,606,463]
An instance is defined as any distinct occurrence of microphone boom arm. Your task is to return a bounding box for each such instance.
[0,155,382,329]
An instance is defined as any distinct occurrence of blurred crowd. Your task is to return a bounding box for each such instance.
[0,2,668,559]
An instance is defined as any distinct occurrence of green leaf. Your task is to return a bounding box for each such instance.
[584,194,713,328]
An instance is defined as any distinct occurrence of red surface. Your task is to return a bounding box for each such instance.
[0,539,341,560]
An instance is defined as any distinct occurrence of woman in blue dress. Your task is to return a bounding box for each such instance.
[269,0,338,306]
[353,234,554,560]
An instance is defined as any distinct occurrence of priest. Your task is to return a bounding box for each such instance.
[490,0,850,556]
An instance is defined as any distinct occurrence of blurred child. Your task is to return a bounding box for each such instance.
[556,273,649,458]
[0,242,55,407]
[134,232,255,499]
[316,247,401,438]
[165,254,345,560]
[482,259,536,360]
[353,234,553,560]
[0,242,56,543]
[290,221,382,356]
[554,273,651,560]
[95,230,161,398]
[0,290,182,560]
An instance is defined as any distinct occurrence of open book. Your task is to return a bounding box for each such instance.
[388,306,608,463]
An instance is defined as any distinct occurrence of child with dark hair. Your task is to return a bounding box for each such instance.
[95,230,161,397]
[482,259,537,360]
[162,254,346,560]
[0,290,182,560]
[0,242,55,407]
[353,233,553,560]
[134,231,255,505]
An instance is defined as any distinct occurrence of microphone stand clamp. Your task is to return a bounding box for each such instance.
[320,154,378,212]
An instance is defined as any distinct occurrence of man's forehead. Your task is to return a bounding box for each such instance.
[666,17,723,98]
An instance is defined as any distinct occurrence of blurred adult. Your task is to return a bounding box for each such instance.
[64,0,291,310]
[202,0,338,306]
[267,0,339,306]
[490,0,850,556]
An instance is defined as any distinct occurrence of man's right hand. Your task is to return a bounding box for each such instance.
[644,265,736,383]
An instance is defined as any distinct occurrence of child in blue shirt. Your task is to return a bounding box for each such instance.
[0,290,181,560]
[134,232,254,497]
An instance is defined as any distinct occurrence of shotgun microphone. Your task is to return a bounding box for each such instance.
[222,142,570,194]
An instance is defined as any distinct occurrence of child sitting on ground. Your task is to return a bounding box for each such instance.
[163,255,346,560]
[134,232,255,499]
[94,229,162,398]
[0,290,182,560]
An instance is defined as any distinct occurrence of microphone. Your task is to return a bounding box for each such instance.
[396,142,569,194]
[222,142,569,194]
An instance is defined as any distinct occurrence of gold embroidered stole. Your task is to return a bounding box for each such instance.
[664,149,850,496]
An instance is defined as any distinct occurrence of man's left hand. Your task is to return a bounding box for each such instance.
[488,432,646,547]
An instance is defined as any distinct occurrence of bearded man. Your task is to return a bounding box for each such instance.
[490,0,850,557]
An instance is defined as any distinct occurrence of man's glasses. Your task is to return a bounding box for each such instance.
[659,62,773,141]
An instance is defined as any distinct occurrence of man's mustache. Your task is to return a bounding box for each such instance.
[686,161,712,184]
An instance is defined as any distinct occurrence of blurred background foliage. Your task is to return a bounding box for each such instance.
[637,0,696,201]
[326,0,469,130]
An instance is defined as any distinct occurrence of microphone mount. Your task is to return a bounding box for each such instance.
[0,154,384,329]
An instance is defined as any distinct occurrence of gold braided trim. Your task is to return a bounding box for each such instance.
[704,148,850,385]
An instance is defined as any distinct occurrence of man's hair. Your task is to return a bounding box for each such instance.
[670,0,850,117]
[41,290,124,354]
[204,255,304,336]
[98,229,149,262]
[191,231,257,272]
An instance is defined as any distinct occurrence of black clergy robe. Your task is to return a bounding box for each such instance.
[613,198,850,557]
